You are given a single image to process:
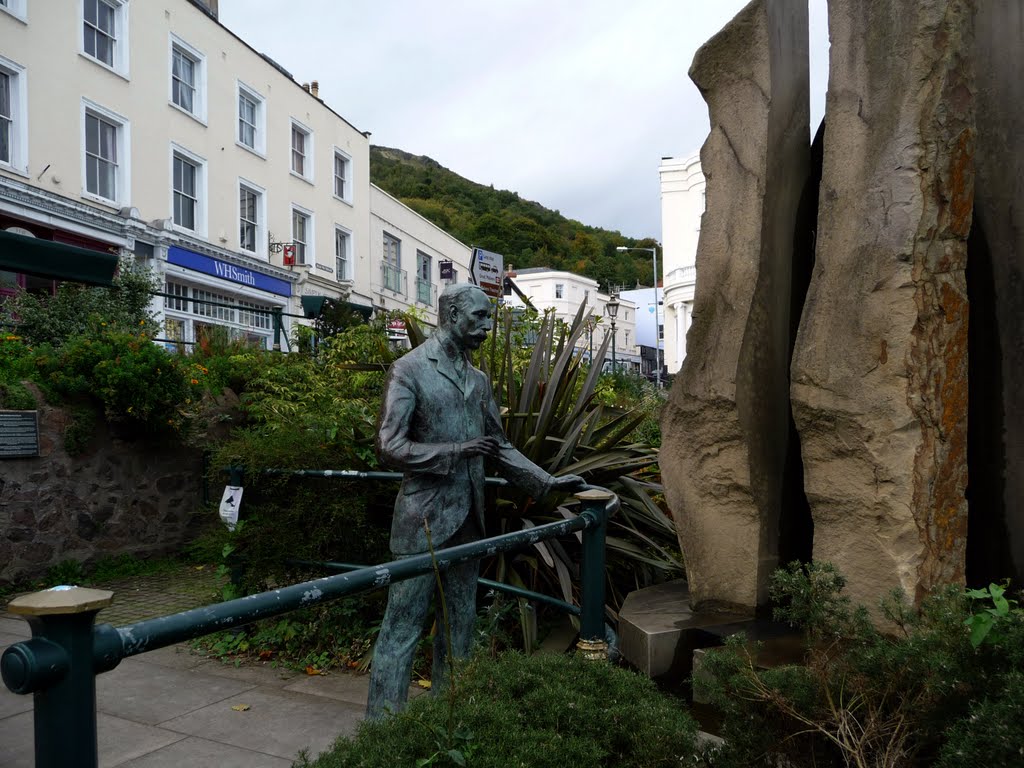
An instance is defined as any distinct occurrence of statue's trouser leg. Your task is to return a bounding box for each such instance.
[365,571,434,720]
[431,557,481,693]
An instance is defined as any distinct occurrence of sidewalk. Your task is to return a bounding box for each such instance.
[0,565,396,768]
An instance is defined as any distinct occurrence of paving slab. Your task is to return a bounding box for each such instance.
[127,643,209,671]
[190,658,302,687]
[0,711,34,768]
[0,631,27,650]
[97,658,257,725]
[97,714,188,768]
[0,685,32,721]
[157,685,365,761]
[0,618,30,638]
[283,670,372,706]
[118,736,292,768]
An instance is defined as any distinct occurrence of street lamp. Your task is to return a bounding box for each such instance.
[617,245,661,388]
[605,289,620,374]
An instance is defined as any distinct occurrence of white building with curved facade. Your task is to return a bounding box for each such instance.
[659,154,705,374]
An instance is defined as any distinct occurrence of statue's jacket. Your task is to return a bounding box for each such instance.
[377,334,552,554]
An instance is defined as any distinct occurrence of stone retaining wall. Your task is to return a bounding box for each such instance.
[0,385,206,585]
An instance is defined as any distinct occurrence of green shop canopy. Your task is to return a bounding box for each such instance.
[0,229,119,287]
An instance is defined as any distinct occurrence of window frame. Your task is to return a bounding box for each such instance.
[290,119,313,182]
[81,98,130,206]
[236,81,266,157]
[170,143,207,236]
[168,33,206,123]
[334,225,352,282]
[332,147,352,204]
[81,0,129,78]
[237,178,267,257]
[555,283,564,299]
[0,0,27,22]
[0,55,28,176]
[291,205,314,266]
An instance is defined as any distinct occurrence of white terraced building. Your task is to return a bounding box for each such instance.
[659,154,704,374]
[503,267,639,372]
[0,0,471,349]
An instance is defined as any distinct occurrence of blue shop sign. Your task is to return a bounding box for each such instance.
[168,246,291,297]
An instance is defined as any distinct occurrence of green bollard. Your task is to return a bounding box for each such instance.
[3,587,113,768]
[575,488,613,660]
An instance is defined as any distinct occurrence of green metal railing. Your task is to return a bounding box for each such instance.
[1,482,616,768]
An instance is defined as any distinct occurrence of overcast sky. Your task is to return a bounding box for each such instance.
[219,1,829,240]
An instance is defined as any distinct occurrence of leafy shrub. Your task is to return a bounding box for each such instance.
[696,562,1024,768]
[1,257,158,347]
[299,652,703,768]
[477,305,682,644]
[34,330,196,437]
[936,669,1024,768]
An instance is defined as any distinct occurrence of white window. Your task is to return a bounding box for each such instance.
[82,100,130,204]
[0,57,27,174]
[383,232,400,268]
[555,283,564,299]
[0,0,27,22]
[171,145,206,235]
[82,0,129,76]
[170,35,206,122]
[335,226,350,281]
[237,82,265,155]
[238,179,265,255]
[333,148,351,202]
[292,207,313,265]
[164,281,189,312]
[290,121,312,180]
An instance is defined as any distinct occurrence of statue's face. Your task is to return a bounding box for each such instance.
[449,289,493,350]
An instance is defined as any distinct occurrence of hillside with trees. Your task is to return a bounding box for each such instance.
[369,146,659,291]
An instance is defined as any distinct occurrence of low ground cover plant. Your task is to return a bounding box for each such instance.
[695,562,1024,768]
[297,651,704,768]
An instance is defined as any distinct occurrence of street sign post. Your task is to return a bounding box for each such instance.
[469,247,504,298]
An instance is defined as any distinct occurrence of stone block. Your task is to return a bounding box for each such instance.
[790,0,974,609]
[618,580,750,682]
[661,0,810,612]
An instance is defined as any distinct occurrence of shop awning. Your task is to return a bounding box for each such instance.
[0,229,119,287]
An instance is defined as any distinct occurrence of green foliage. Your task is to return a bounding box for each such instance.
[964,579,1018,647]
[298,652,702,768]
[193,596,382,673]
[1,258,159,346]
[0,379,36,410]
[480,305,681,634]
[33,330,196,438]
[936,670,1024,768]
[205,321,403,592]
[696,563,1024,768]
[370,146,659,291]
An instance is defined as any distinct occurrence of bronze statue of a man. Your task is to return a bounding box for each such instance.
[367,283,584,719]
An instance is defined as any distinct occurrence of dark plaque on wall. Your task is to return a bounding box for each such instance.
[0,410,40,458]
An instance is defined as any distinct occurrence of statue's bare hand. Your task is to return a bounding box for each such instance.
[550,474,587,493]
[460,436,500,458]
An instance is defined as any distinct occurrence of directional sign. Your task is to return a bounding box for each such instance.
[470,247,504,298]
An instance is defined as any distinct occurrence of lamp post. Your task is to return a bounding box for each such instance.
[605,289,620,374]
[617,245,661,388]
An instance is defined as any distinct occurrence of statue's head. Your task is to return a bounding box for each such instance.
[439,283,492,351]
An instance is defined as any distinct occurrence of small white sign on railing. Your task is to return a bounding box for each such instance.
[219,486,243,531]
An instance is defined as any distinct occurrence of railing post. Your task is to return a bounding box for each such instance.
[2,587,113,768]
[575,488,613,660]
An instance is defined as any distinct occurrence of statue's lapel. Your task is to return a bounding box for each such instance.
[428,343,465,393]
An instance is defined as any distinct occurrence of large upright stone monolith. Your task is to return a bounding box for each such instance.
[790,0,975,609]
[661,0,809,613]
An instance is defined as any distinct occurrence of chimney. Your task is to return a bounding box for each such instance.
[310,80,319,99]
[301,83,310,93]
